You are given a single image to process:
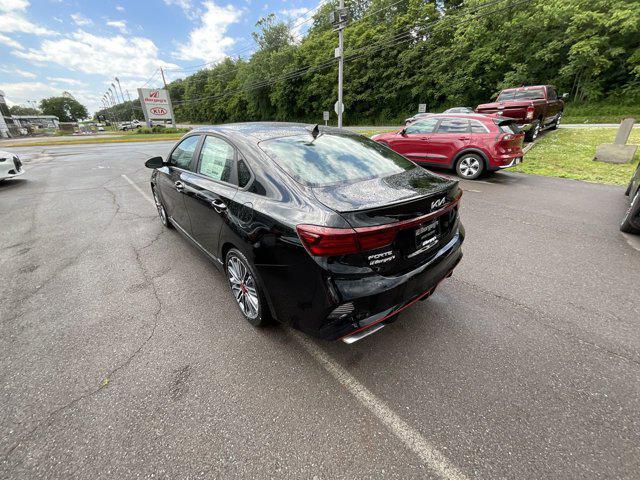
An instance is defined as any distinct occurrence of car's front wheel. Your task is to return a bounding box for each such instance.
[455,153,484,180]
[551,111,563,130]
[525,120,541,141]
[620,190,640,234]
[152,186,172,229]
[225,249,271,327]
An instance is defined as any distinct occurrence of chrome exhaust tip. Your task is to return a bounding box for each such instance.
[341,323,385,344]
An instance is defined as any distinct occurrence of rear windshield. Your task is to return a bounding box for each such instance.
[497,89,545,101]
[259,133,415,187]
[498,122,521,134]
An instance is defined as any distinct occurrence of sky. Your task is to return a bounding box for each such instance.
[0,0,322,114]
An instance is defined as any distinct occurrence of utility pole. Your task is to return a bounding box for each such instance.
[160,67,168,89]
[330,3,347,129]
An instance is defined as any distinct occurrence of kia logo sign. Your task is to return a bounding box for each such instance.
[150,106,167,115]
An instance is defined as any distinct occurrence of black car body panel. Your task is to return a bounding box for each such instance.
[150,123,465,340]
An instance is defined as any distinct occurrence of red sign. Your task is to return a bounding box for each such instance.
[150,106,168,115]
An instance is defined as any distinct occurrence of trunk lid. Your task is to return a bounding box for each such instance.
[312,168,462,275]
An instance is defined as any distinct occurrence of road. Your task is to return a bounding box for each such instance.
[1,141,639,479]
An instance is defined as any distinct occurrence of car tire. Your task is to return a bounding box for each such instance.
[225,248,271,327]
[455,153,484,180]
[525,120,541,142]
[152,186,172,229]
[620,190,640,234]
[551,111,563,130]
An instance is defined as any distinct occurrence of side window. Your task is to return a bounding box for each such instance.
[198,136,234,183]
[470,120,489,133]
[547,88,557,100]
[436,118,470,133]
[169,136,200,170]
[237,159,252,188]
[405,118,438,134]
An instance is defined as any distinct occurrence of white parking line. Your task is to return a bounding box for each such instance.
[121,174,155,206]
[291,331,469,480]
[122,173,468,480]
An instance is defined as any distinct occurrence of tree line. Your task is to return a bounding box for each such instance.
[119,0,640,125]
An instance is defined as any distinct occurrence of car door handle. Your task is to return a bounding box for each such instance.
[419,137,430,141]
[458,136,470,140]
[175,181,185,192]
[211,199,227,213]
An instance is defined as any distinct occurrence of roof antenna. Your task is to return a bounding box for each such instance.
[311,124,320,139]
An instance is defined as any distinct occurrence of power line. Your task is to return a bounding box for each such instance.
[170,0,533,107]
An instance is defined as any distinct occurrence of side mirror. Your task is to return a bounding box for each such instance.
[400,128,407,136]
[145,156,165,169]
[561,93,569,100]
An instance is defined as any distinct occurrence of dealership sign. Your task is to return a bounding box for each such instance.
[137,88,175,123]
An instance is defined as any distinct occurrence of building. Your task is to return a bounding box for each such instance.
[0,90,20,138]
[12,115,60,133]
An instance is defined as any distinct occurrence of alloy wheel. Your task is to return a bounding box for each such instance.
[153,188,168,226]
[532,122,540,140]
[459,156,481,178]
[227,255,259,320]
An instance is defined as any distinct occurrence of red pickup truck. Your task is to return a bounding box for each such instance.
[475,85,568,141]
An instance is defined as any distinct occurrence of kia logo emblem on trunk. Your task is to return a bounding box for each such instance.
[431,197,446,210]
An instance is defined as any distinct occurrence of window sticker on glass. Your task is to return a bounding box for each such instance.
[199,136,233,182]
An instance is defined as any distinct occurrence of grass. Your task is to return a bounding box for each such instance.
[563,102,640,124]
[512,128,639,185]
[0,132,185,147]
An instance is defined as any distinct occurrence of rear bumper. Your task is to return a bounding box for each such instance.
[307,226,464,341]
[488,153,524,171]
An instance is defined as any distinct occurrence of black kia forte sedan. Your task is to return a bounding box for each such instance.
[145,123,464,343]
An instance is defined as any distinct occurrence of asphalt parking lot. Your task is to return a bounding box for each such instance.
[1,141,639,479]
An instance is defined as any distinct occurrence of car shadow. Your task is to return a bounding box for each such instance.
[0,178,28,191]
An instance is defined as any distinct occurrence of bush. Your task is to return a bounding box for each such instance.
[135,126,189,134]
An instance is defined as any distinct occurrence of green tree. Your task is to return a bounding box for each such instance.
[9,105,40,116]
[40,96,89,122]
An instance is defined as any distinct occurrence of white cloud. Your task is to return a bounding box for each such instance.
[0,0,30,12]
[1,81,62,105]
[164,0,195,18]
[70,13,92,26]
[0,32,22,49]
[115,5,124,12]
[175,1,241,62]
[47,76,84,86]
[0,66,35,78]
[13,30,178,78]
[0,10,57,35]
[106,19,127,33]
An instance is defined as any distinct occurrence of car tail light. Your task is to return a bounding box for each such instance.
[526,105,534,120]
[296,224,398,257]
[296,225,360,256]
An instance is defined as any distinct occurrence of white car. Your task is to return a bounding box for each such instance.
[0,150,24,181]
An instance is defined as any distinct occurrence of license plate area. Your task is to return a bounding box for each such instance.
[414,219,439,250]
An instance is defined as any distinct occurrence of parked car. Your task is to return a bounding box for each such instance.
[119,120,141,131]
[372,114,525,180]
[443,107,474,114]
[0,150,24,181]
[621,161,640,234]
[475,85,568,141]
[145,123,464,343]
[404,112,433,125]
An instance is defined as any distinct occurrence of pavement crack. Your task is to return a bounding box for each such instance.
[1,243,167,463]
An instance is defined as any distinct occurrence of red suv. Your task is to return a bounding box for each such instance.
[371,114,525,180]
